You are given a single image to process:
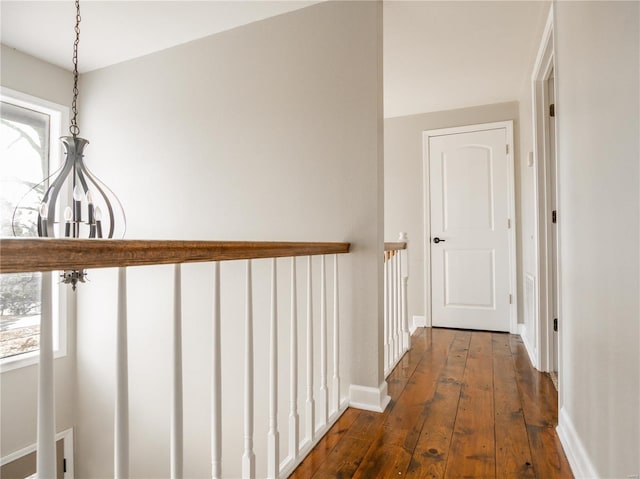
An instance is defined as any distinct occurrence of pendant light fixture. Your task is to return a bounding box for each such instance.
[12,0,126,289]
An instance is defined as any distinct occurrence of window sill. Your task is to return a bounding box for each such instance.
[0,348,67,373]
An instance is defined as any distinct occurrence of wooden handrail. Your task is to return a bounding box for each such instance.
[0,239,351,274]
[384,242,407,252]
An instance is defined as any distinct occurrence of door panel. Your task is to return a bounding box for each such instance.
[429,127,511,332]
[444,249,495,308]
[443,146,494,231]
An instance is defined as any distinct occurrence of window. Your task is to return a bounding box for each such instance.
[0,88,68,370]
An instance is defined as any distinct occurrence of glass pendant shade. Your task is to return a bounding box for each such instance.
[19,135,126,239]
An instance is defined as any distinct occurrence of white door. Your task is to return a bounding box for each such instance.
[428,126,512,332]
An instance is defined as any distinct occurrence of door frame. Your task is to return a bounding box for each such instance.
[422,120,518,334]
[531,7,562,376]
[0,428,75,478]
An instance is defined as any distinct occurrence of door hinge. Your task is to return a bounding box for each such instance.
[509,294,513,304]
[507,218,511,229]
[506,144,510,154]
[553,318,558,332]
[550,103,555,117]
[552,210,557,224]
[63,458,67,473]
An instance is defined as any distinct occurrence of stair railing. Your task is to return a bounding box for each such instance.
[0,238,351,479]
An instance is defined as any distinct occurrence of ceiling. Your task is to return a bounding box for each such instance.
[0,1,320,73]
[1,1,550,119]
[384,1,550,117]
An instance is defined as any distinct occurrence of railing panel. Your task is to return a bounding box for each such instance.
[6,240,352,478]
[384,235,410,378]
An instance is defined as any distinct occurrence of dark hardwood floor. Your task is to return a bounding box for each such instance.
[291,328,573,479]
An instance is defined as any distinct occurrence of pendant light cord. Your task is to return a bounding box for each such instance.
[70,0,81,137]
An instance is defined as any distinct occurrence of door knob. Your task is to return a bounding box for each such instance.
[433,237,445,244]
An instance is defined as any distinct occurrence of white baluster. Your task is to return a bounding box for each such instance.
[171,264,183,479]
[242,260,255,478]
[391,251,399,365]
[332,255,340,413]
[384,252,389,371]
[399,232,410,351]
[391,252,395,366]
[36,272,55,478]
[395,251,401,361]
[115,267,129,479]
[305,256,315,442]
[288,258,299,461]
[387,255,395,371]
[211,262,222,479]
[319,256,328,426]
[267,259,279,479]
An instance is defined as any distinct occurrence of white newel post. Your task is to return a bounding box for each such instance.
[288,257,299,461]
[399,232,410,351]
[267,259,279,479]
[305,256,315,442]
[211,262,222,479]
[242,260,256,478]
[332,255,340,413]
[319,255,328,427]
[36,271,56,479]
[115,267,129,479]
[171,264,184,479]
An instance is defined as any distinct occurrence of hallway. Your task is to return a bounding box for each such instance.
[291,328,573,478]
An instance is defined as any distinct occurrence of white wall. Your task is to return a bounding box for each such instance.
[0,45,76,459]
[384,102,523,326]
[75,1,383,478]
[554,1,639,477]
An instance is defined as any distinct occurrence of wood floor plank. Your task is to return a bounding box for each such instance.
[351,437,413,479]
[307,435,370,479]
[383,329,459,448]
[492,333,536,479]
[405,330,472,478]
[509,335,557,428]
[444,332,496,479]
[527,425,574,479]
[289,407,361,479]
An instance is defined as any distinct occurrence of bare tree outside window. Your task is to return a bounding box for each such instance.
[0,100,50,360]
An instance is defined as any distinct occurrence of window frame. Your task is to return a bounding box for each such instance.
[0,87,70,372]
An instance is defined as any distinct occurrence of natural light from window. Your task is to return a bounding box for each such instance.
[0,92,65,366]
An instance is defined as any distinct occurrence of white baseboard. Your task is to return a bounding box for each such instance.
[349,382,391,413]
[518,323,538,370]
[411,315,426,334]
[556,407,599,479]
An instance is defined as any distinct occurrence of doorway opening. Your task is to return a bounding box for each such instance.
[532,8,561,387]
